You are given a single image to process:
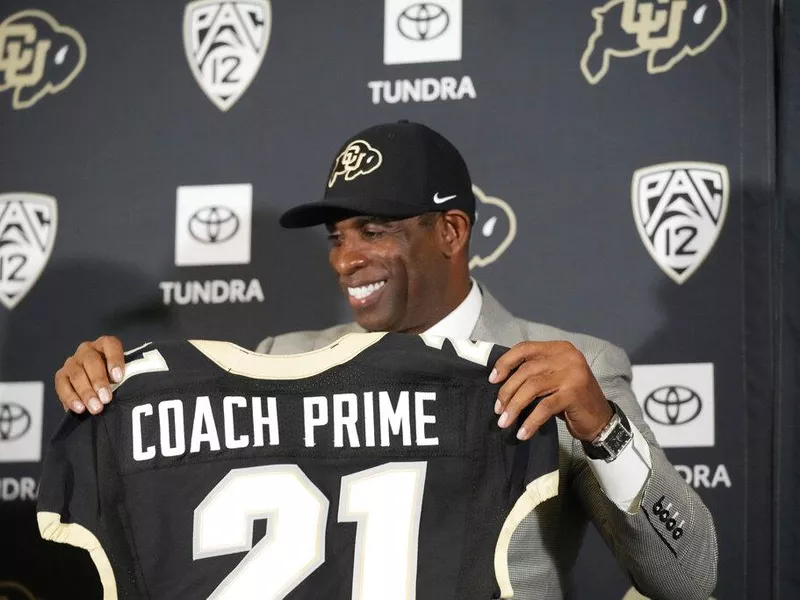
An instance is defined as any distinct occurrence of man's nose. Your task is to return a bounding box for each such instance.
[331,240,368,275]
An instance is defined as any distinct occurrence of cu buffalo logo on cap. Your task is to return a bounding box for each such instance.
[644,385,702,426]
[328,140,383,188]
[0,402,31,441]
[397,3,450,41]
[188,205,240,244]
[581,0,727,84]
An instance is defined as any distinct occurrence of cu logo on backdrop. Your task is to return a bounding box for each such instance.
[0,402,32,441]
[643,385,703,426]
[397,3,450,41]
[188,206,241,244]
[581,0,727,84]
[0,9,86,109]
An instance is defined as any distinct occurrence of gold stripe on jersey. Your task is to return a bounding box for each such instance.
[37,511,118,600]
[494,470,560,598]
[189,332,388,380]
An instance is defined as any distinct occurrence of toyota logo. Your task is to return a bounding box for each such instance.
[397,3,450,41]
[188,206,240,244]
[644,385,702,425]
[0,402,32,441]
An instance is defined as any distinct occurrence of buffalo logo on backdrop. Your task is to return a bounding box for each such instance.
[162,184,263,305]
[328,140,383,187]
[0,10,86,110]
[581,0,727,84]
[469,185,517,270]
[374,0,474,104]
[183,0,271,111]
[631,363,714,447]
[0,193,58,310]
[0,382,44,463]
[631,161,729,284]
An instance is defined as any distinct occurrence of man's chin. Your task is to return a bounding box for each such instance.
[352,307,397,333]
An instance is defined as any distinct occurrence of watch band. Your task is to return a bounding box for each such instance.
[582,401,633,462]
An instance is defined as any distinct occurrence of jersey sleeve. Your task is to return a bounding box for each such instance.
[37,412,141,599]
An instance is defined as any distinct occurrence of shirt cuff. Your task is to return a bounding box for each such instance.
[586,419,653,513]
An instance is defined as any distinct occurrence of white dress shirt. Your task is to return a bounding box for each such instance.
[423,280,652,512]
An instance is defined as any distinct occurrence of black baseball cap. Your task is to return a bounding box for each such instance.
[279,120,475,228]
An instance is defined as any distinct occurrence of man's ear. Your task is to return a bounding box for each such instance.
[439,210,471,258]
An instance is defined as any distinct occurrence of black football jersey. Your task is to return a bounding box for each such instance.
[37,332,559,600]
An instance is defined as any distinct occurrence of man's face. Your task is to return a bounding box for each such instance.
[327,214,448,333]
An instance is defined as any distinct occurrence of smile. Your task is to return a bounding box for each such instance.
[347,280,386,301]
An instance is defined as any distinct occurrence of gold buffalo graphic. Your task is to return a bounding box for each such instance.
[469,185,517,270]
[328,140,383,188]
[0,10,86,109]
[581,0,727,84]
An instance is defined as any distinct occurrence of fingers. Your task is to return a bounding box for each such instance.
[494,360,555,414]
[54,335,125,416]
[58,357,104,414]
[489,341,572,384]
[516,395,565,441]
[54,367,86,414]
[496,371,558,432]
[96,335,125,384]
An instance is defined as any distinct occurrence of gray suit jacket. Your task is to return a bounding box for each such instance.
[256,284,718,600]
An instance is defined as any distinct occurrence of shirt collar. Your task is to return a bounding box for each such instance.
[423,279,483,340]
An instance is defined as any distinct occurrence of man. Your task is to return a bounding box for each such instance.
[54,120,717,600]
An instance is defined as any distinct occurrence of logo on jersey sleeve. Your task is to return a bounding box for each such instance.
[328,140,383,188]
[0,193,58,310]
[632,162,728,284]
[469,185,517,270]
[0,10,86,109]
[183,0,271,111]
[581,0,727,84]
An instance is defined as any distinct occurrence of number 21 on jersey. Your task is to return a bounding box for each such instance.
[193,462,427,600]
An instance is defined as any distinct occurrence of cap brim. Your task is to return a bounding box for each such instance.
[279,197,423,228]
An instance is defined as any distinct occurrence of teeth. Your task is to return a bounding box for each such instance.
[348,280,386,300]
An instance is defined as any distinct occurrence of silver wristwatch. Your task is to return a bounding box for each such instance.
[582,401,633,462]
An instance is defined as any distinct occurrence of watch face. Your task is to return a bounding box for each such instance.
[605,425,632,455]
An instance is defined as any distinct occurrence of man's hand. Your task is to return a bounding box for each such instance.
[490,341,614,442]
[54,336,125,415]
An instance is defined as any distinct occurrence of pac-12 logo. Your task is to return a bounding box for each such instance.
[631,162,728,284]
[183,0,271,111]
[0,193,58,310]
[581,0,727,84]
[0,10,86,110]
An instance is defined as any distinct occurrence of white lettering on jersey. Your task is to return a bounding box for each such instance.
[252,396,279,447]
[131,391,440,461]
[303,396,328,448]
[415,392,439,446]
[132,404,156,462]
[379,391,412,447]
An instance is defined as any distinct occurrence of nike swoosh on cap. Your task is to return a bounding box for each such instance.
[433,192,457,204]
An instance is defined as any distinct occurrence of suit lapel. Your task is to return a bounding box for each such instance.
[470,283,526,347]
